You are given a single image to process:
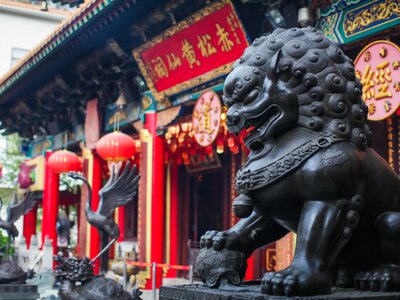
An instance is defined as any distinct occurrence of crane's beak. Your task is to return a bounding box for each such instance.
[65,172,80,179]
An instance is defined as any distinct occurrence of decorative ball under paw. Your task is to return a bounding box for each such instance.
[196,248,247,288]
[0,260,26,284]
[232,194,254,218]
[59,277,138,300]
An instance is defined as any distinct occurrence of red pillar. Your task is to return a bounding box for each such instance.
[245,254,255,280]
[23,207,37,248]
[145,112,165,288]
[117,206,125,243]
[42,151,59,255]
[89,151,102,274]
[167,163,178,277]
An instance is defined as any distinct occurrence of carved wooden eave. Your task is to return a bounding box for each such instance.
[0,0,222,140]
[0,0,162,102]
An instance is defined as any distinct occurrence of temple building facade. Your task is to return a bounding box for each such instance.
[0,0,398,288]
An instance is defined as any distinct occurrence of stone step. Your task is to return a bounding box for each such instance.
[0,284,39,300]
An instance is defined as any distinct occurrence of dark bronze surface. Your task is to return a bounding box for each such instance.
[160,284,400,300]
[0,284,39,300]
[67,161,139,240]
[198,27,400,297]
[55,162,141,299]
[0,193,39,244]
[0,193,39,284]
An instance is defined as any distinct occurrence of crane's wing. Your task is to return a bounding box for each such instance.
[98,161,140,218]
[7,192,39,224]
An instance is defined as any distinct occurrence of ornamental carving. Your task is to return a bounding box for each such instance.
[354,41,400,121]
[343,0,400,36]
[192,90,221,147]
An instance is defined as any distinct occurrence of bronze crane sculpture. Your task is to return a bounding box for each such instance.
[0,193,38,246]
[67,161,139,263]
[55,161,141,299]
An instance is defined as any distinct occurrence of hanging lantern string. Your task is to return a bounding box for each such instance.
[117,110,120,132]
[113,110,121,132]
[63,132,68,150]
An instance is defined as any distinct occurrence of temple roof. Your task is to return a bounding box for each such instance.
[0,0,71,18]
[0,0,129,100]
[0,0,206,138]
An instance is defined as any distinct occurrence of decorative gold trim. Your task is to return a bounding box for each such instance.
[114,207,120,254]
[132,0,248,102]
[136,129,151,288]
[265,248,277,272]
[354,40,400,121]
[26,155,45,191]
[140,128,152,142]
[141,129,153,265]
[387,117,395,169]
[343,0,400,37]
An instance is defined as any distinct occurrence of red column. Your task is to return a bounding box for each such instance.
[245,255,255,280]
[145,112,165,288]
[23,207,37,248]
[167,163,178,277]
[117,206,125,243]
[89,151,102,274]
[42,151,59,255]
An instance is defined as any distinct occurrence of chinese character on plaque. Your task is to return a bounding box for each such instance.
[132,0,249,102]
[192,90,221,147]
[354,41,400,121]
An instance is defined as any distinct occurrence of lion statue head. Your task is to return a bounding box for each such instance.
[223,27,370,153]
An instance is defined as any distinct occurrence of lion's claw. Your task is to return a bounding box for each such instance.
[210,232,228,250]
[200,230,218,248]
[261,266,330,296]
[354,267,400,292]
[200,230,230,251]
[200,229,252,255]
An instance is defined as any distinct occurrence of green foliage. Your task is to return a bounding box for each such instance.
[59,173,82,194]
[0,134,25,204]
[0,230,14,257]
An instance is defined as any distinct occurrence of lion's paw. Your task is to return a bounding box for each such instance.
[261,265,331,296]
[200,230,219,249]
[200,230,252,255]
[200,230,236,251]
[354,265,400,292]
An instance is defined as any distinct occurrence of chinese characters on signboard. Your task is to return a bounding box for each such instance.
[133,0,249,101]
[354,41,400,121]
[193,90,221,147]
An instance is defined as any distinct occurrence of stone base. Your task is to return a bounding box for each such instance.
[160,283,400,300]
[0,284,39,300]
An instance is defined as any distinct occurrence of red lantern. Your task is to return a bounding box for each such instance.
[48,150,81,173]
[231,144,239,154]
[216,136,225,154]
[205,145,213,155]
[182,151,190,165]
[96,131,136,162]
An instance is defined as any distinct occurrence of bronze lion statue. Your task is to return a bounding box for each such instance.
[198,27,400,297]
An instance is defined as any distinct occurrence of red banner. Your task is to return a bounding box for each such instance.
[133,0,249,101]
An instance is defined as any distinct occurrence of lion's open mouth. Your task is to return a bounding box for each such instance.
[244,106,281,149]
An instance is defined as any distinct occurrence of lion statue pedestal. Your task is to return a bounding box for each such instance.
[162,27,400,298]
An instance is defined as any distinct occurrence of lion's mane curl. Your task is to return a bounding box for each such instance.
[234,27,370,150]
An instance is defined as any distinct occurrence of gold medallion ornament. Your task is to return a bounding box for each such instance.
[192,90,221,147]
[354,40,400,121]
